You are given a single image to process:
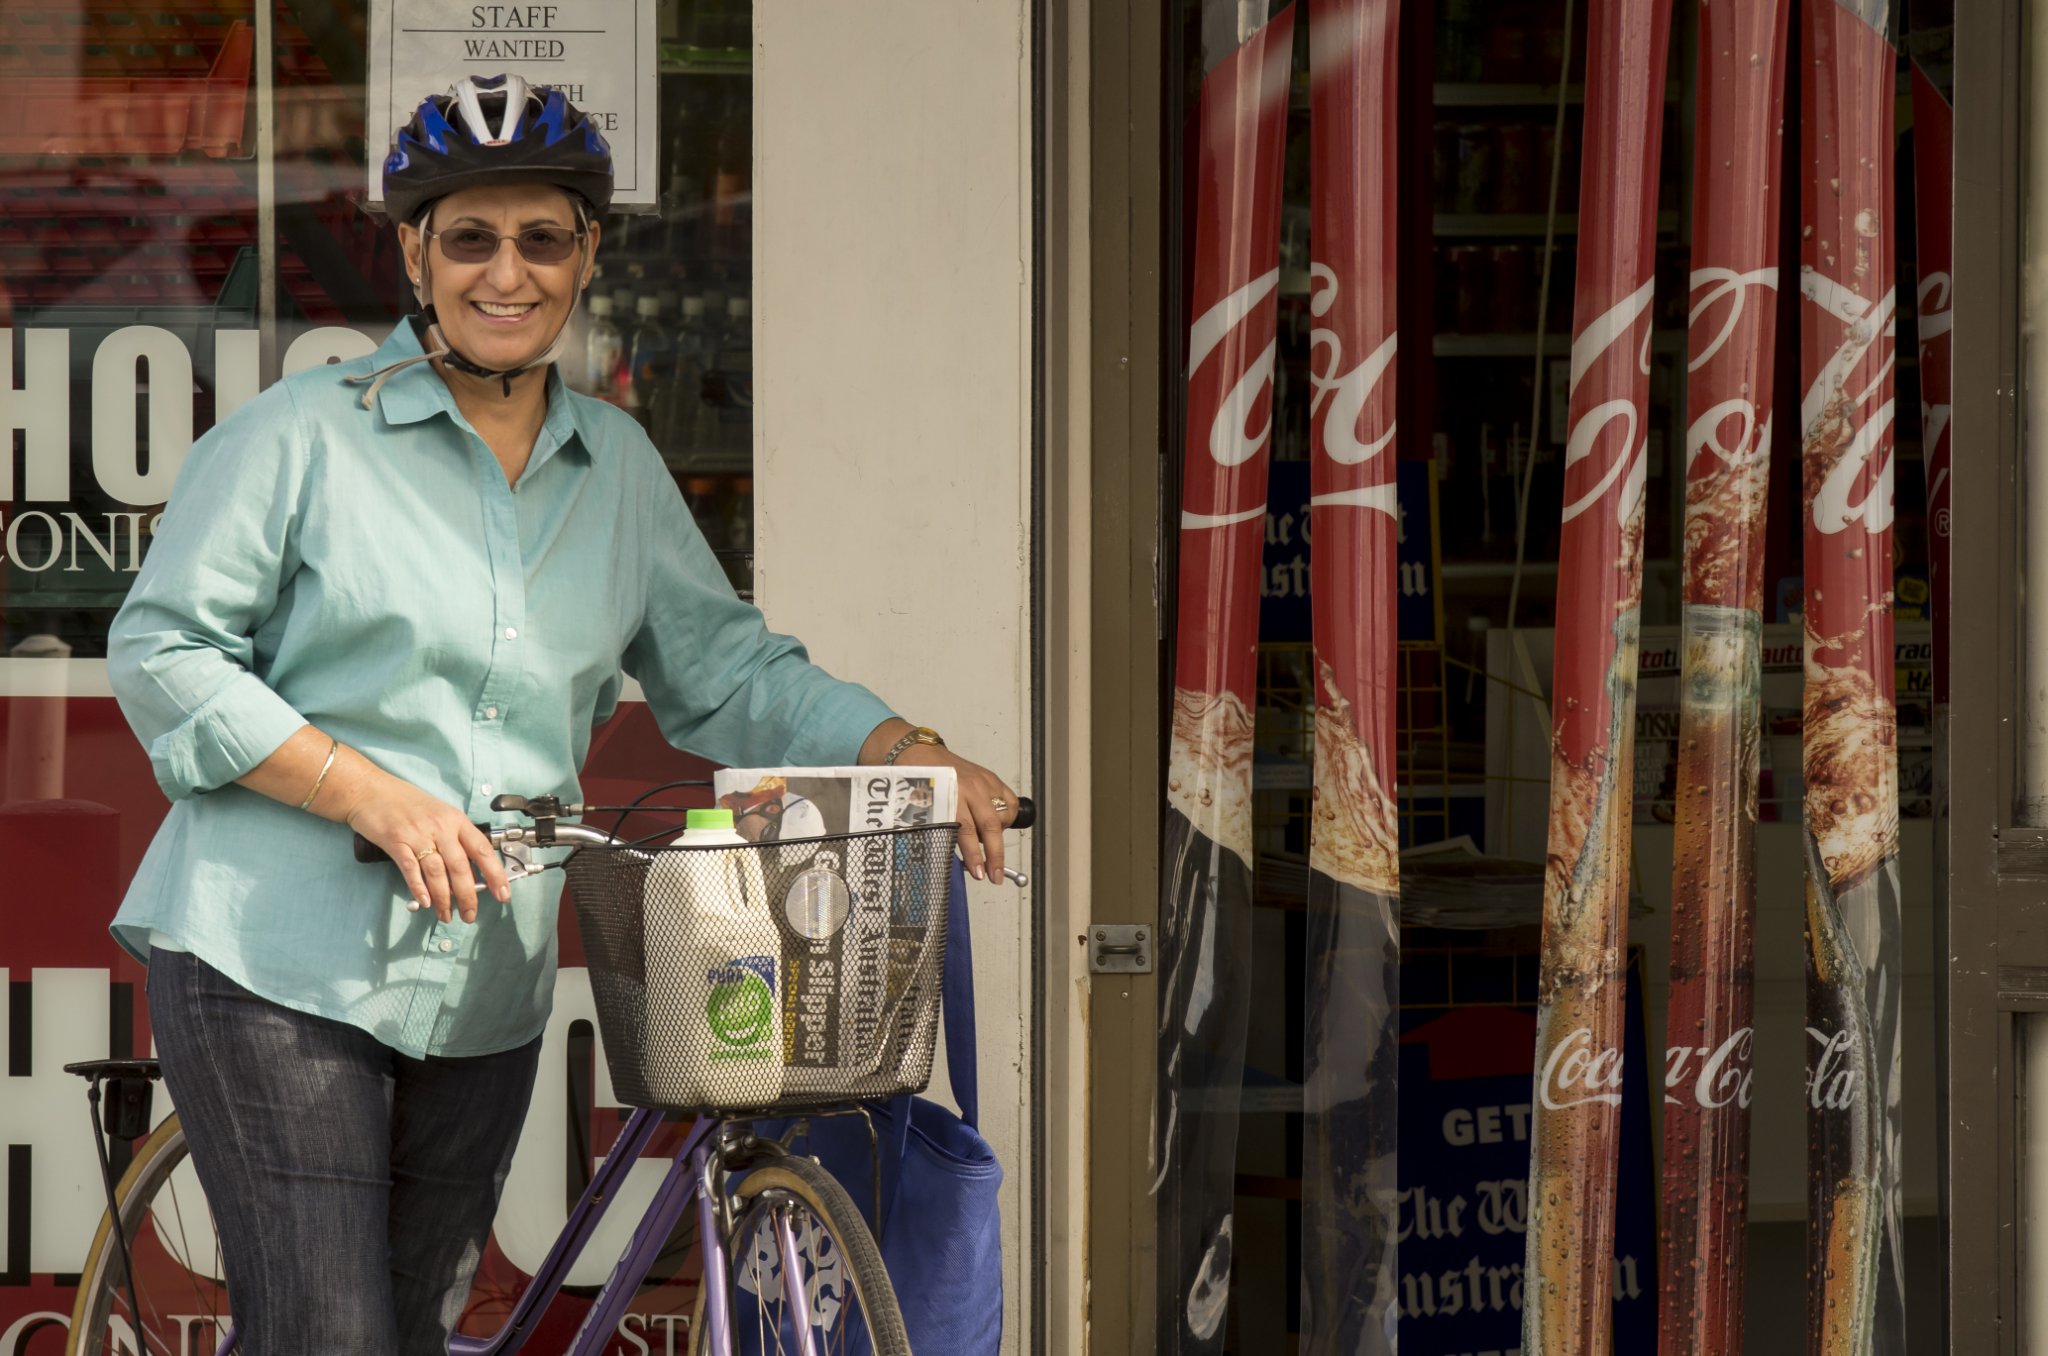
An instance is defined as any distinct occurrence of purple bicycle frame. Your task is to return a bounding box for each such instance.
[551,1112,720,1356]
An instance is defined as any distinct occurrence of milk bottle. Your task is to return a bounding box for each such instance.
[644,809,783,1108]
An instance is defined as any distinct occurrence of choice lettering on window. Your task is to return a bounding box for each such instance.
[0,325,374,572]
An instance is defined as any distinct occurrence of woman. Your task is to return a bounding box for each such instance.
[106,74,1020,1353]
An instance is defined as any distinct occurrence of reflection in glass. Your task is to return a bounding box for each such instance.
[2023,1,2048,823]
[2026,1013,2048,1353]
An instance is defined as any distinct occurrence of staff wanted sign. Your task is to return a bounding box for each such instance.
[366,1,659,212]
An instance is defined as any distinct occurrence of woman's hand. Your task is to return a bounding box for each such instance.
[239,727,511,924]
[891,743,1023,884]
[336,772,512,924]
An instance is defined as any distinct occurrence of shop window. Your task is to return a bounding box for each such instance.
[0,3,749,1343]
[0,0,755,671]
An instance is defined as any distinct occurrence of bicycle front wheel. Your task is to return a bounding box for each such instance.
[693,1153,911,1356]
[65,1112,233,1356]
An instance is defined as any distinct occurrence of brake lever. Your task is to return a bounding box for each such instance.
[499,840,540,882]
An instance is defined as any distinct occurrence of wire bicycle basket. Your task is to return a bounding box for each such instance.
[566,823,959,1113]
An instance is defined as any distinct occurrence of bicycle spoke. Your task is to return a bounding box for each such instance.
[164,1174,216,1327]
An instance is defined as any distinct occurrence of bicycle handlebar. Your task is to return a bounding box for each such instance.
[351,797,1035,864]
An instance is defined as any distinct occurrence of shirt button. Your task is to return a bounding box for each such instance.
[503,626,518,640]
[485,706,500,720]
[438,939,454,953]
[481,783,494,796]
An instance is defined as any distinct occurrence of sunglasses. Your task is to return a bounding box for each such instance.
[427,224,585,265]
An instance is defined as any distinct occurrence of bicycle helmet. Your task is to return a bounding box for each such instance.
[352,74,613,405]
[381,73,613,225]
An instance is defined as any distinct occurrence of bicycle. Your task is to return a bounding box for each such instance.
[64,788,1032,1356]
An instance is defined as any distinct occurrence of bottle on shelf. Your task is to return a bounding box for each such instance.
[692,296,753,457]
[581,294,626,405]
[656,294,713,462]
[561,266,606,395]
[628,294,675,429]
[722,474,753,554]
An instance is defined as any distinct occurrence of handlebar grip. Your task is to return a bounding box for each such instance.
[353,827,493,864]
[1010,797,1036,831]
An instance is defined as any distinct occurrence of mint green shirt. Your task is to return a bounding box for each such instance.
[108,321,894,1058]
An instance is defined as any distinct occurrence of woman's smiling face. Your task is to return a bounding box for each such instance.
[398,182,599,376]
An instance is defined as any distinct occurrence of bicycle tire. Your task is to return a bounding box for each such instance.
[66,1112,233,1356]
[690,1154,911,1356]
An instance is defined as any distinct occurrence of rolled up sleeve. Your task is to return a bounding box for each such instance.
[623,469,894,769]
[108,384,311,800]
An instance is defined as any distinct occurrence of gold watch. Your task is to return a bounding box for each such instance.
[883,725,946,764]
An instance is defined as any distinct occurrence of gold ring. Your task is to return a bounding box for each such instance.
[415,844,441,861]
[990,797,1009,813]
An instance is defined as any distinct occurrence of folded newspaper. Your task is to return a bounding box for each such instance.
[710,767,958,1086]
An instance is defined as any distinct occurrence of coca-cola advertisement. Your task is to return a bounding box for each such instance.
[1153,7,1295,1352]
[1299,0,1402,1350]
[1520,3,1673,1354]
[1798,1,1907,1351]
[1658,3,1790,1353]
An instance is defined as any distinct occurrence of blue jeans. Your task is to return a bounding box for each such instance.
[147,948,542,1355]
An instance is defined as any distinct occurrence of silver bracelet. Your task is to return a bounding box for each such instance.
[297,738,339,812]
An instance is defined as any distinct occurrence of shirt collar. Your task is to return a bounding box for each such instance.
[368,318,594,462]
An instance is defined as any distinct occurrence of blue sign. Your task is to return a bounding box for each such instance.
[1395,950,1656,1352]
[1260,459,1442,644]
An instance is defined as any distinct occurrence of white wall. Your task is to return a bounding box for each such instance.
[752,4,1036,1350]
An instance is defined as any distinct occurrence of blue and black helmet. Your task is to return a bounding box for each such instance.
[381,74,613,226]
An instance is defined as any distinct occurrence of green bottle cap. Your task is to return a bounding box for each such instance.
[686,808,735,831]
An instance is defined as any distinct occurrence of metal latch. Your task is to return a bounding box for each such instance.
[1088,924,1153,974]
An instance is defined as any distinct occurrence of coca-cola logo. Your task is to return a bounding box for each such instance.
[1181,268,1281,529]
[1538,1025,1625,1110]
[1663,1027,1755,1110]
[1689,265,1779,372]
[1305,262,1398,519]
[1560,280,1655,524]
[1805,1026,1860,1110]
[1801,269,1898,536]
[1686,266,1777,485]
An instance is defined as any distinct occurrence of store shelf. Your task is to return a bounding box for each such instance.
[1435,211,1680,238]
[657,43,751,75]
